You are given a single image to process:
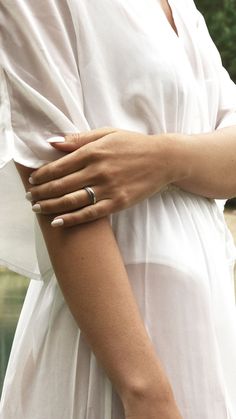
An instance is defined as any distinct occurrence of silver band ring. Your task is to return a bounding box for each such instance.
[84,186,97,205]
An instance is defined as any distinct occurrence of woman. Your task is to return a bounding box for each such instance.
[0,0,236,418]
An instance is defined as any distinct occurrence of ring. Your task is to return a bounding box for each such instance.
[84,186,97,205]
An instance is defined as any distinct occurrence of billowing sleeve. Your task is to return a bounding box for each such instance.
[0,1,90,280]
[195,8,236,130]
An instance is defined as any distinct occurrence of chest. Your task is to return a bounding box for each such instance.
[74,1,208,75]
[160,0,179,36]
[69,0,221,128]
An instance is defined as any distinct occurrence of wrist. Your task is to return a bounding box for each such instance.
[152,133,192,186]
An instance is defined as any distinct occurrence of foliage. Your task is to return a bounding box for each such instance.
[196,0,236,81]
[0,270,29,394]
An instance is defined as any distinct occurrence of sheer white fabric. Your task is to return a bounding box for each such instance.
[0,1,236,418]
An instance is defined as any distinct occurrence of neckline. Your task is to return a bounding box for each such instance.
[160,0,180,39]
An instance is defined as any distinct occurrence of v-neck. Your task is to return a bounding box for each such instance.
[160,0,180,39]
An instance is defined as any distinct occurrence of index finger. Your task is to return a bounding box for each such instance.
[29,126,118,185]
[29,147,89,185]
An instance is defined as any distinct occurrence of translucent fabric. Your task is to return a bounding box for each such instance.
[0,1,236,418]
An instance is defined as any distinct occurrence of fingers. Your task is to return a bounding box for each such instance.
[29,148,89,185]
[64,126,118,146]
[51,126,118,150]
[31,186,102,215]
[29,126,118,185]
[50,199,114,227]
[31,190,90,214]
[27,170,91,201]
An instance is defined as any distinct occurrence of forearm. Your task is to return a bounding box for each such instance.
[15,162,174,408]
[161,126,236,199]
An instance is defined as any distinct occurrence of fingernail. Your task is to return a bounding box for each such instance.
[51,218,64,227]
[32,204,41,213]
[25,192,33,201]
[46,136,65,143]
[29,176,35,185]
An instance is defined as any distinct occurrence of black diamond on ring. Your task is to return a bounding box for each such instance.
[84,186,97,205]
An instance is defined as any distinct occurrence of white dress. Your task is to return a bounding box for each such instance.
[1,1,236,418]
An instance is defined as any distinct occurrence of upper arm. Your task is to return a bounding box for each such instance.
[1,4,117,284]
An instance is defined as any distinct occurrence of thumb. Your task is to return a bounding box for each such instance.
[46,133,83,152]
[46,127,118,152]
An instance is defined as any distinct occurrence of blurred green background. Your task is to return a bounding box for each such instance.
[197,0,236,81]
[0,268,29,393]
[1,0,236,397]
[197,0,236,211]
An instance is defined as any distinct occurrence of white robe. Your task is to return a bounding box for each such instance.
[0,1,236,418]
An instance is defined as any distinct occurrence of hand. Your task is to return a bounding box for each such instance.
[28,127,179,227]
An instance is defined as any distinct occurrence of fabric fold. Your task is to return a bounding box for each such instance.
[1,1,236,417]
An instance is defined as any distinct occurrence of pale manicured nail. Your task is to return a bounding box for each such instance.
[32,204,41,213]
[28,177,35,185]
[51,218,64,227]
[25,192,33,201]
[46,136,65,143]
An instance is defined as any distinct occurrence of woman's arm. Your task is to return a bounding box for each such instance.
[169,126,236,199]
[26,125,236,228]
[15,162,181,417]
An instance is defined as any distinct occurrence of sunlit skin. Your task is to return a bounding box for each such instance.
[16,135,183,419]
[26,0,236,226]
[27,125,236,227]
[14,1,236,418]
[15,3,186,417]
